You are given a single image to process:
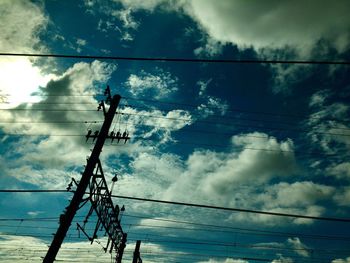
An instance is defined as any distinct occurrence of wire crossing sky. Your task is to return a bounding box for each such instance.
[1,1,350,263]
[1,52,350,65]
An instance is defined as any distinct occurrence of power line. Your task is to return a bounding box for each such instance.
[111,195,350,222]
[123,97,349,123]
[0,189,68,193]
[0,189,349,222]
[2,93,348,125]
[6,103,346,135]
[120,112,350,137]
[123,104,350,132]
[0,108,96,112]
[1,215,349,242]
[0,94,338,124]
[0,120,102,124]
[1,52,349,65]
[124,215,350,241]
[1,214,349,242]
[126,231,350,255]
[0,134,343,157]
[0,232,346,261]
[0,102,98,105]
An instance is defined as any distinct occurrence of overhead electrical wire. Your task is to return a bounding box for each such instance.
[1,214,349,242]
[3,107,347,137]
[1,52,349,65]
[119,111,350,137]
[0,231,342,262]
[0,223,347,262]
[125,231,350,255]
[0,120,102,124]
[3,93,348,124]
[0,189,349,222]
[112,194,350,222]
[0,108,97,112]
[1,105,350,135]
[123,214,350,241]
[120,104,350,132]
[122,97,350,123]
[1,226,346,255]
[0,242,335,262]
[0,133,344,158]
[2,94,349,127]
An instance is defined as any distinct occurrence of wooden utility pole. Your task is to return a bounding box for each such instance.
[43,93,121,263]
[132,240,142,263]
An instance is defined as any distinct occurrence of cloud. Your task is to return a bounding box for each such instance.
[334,186,350,207]
[197,96,229,117]
[271,255,294,263]
[186,0,350,54]
[0,234,137,262]
[162,132,297,202]
[309,89,331,108]
[120,106,193,144]
[306,89,350,155]
[196,79,229,117]
[106,1,350,94]
[194,37,224,57]
[286,237,310,257]
[0,0,52,108]
[197,79,212,96]
[0,60,118,188]
[258,181,335,209]
[119,133,317,225]
[125,68,178,99]
[327,162,350,180]
[332,258,350,263]
[173,133,296,199]
[0,58,54,108]
[116,132,339,225]
[200,134,295,196]
[112,0,350,55]
[116,0,171,11]
[112,8,139,30]
[254,237,310,258]
[197,259,248,263]
[0,0,48,53]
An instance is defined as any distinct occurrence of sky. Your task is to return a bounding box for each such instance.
[0,0,350,262]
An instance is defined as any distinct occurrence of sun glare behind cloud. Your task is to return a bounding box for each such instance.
[0,58,53,108]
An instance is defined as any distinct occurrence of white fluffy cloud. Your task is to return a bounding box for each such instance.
[0,235,151,262]
[327,162,350,180]
[125,68,178,99]
[114,131,342,225]
[306,89,350,193]
[0,0,47,53]
[162,133,296,202]
[286,237,310,257]
[114,132,336,225]
[186,0,350,54]
[332,258,350,263]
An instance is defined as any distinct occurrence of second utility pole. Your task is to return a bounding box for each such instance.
[43,93,121,263]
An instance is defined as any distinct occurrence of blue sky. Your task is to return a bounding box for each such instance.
[1,0,350,262]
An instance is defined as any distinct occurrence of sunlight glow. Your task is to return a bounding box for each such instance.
[0,58,54,108]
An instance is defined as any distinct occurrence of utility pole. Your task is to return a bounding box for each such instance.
[43,89,121,263]
[132,240,142,263]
